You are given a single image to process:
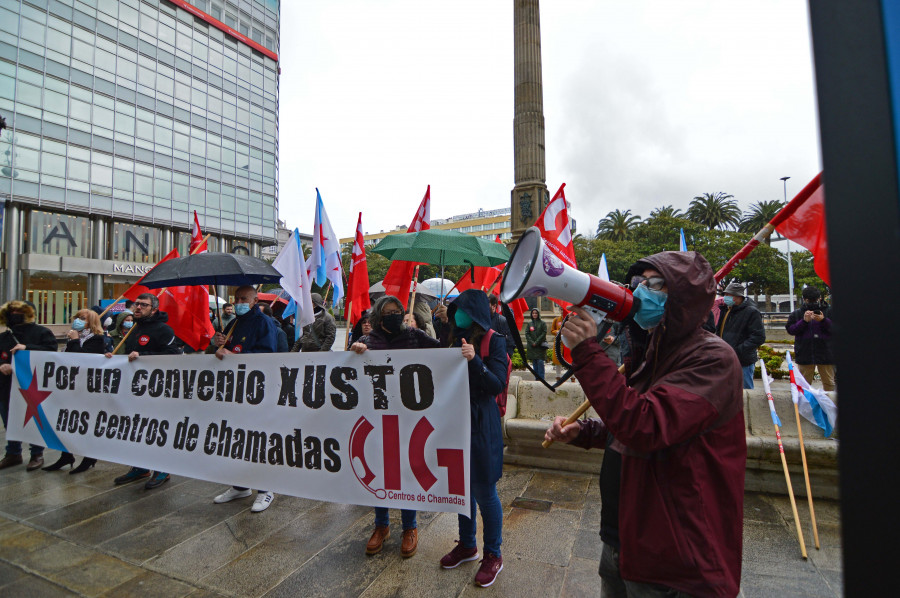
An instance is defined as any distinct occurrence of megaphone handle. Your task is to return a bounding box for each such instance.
[542,363,626,449]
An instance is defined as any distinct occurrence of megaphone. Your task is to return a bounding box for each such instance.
[500,227,637,322]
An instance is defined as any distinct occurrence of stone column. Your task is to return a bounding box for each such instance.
[88,216,106,305]
[2,203,20,303]
[510,0,548,245]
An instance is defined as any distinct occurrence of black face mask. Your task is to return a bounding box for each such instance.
[382,313,403,334]
[6,313,24,327]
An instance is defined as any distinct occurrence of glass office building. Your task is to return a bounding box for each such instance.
[0,0,279,328]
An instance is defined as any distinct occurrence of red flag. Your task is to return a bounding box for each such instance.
[455,235,504,293]
[158,284,215,351]
[773,173,830,286]
[382,186,431,309]
[534,183,577,309]
[123,249,180,302]
[189,211,208,254]
[345,213,372,325]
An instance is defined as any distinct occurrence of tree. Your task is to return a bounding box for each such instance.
[596,209,642,241]
[645,205,683,222]
[739,200,785,244]
[686,192,741,230]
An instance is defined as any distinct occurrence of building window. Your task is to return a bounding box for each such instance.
[26,211,93,258]
[112,222,162,263]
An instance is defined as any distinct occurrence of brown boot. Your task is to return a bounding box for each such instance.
[26,456,44,471]
[401,528,418,558]
[365,525,389,555]
[0,454,23,470]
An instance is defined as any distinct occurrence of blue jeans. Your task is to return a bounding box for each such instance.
[458,480,503,557]
[0,395,43,457]
[374,507,417,530]
[532,359,545,380]
[742,364,755,389]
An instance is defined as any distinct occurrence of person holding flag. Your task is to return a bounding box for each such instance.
[543,251,746,597]
[292,293,336,352]
[105,293,182,490]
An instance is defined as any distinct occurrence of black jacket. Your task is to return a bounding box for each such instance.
[66,335,107,354]
[715,300,766,366]
[0,323,58,400]
[123,311,182,356]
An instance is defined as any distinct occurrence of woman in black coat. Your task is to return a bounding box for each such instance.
[43,309,105,473]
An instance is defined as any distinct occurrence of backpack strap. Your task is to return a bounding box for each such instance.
[480,329,495,360]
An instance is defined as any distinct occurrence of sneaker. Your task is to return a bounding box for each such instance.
[114,467,150,485]
[214,487,253,504]
[144,471,170,490]
[251,491,274,512]
[474,553,503,587]
[440,541,479,569]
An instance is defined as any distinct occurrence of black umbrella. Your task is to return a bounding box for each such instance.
[138,252,283,289]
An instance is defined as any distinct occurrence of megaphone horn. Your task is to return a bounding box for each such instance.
[499,227,636,322]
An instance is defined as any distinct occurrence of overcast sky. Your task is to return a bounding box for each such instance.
[277,1,821,240]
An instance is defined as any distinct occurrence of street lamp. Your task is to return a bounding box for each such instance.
[780,176,795,312]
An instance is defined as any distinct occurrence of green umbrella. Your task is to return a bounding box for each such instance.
[371,228,509,281]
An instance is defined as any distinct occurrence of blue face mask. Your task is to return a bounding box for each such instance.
[633,284,668,330]
[723,295,735,307]
[72,318,86,331]
[123,321,134,329]
[234,303,251,316]
[454,309,473,329]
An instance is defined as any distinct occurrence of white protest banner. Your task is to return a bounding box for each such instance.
[7,348,471,515]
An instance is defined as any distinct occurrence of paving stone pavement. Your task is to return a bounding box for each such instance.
[0,440,841,598]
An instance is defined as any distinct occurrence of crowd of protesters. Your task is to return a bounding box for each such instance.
[0,265,835,594]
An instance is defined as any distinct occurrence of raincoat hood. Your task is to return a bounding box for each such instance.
[114,311,133,331]
[447,289,493,332]
[626,251,715,343]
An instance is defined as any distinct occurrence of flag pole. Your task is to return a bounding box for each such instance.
[759,359,818,559]
[714,173,822,283]
[112,326,136,354]
[787,352,820,550]
[408,265,420,313]
[344,299,353,349]
[542,364,625,448]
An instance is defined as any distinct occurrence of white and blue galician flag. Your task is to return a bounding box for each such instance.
[679,228,688,252]
[273,228,316,341]
[307,188,345,308]
[786,351,838,437]
[598,253,610,281]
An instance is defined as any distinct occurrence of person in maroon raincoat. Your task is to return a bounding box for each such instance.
[545,251,746,598]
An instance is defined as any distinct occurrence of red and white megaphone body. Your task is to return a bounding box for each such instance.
[499,227,637,327]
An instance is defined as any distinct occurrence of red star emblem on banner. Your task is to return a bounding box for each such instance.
[19,369,51,430]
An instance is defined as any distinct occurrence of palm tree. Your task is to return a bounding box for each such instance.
[685,192,741,230]
[645,205,684,222]
[596,209,642,241]
[739,200,786,244]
